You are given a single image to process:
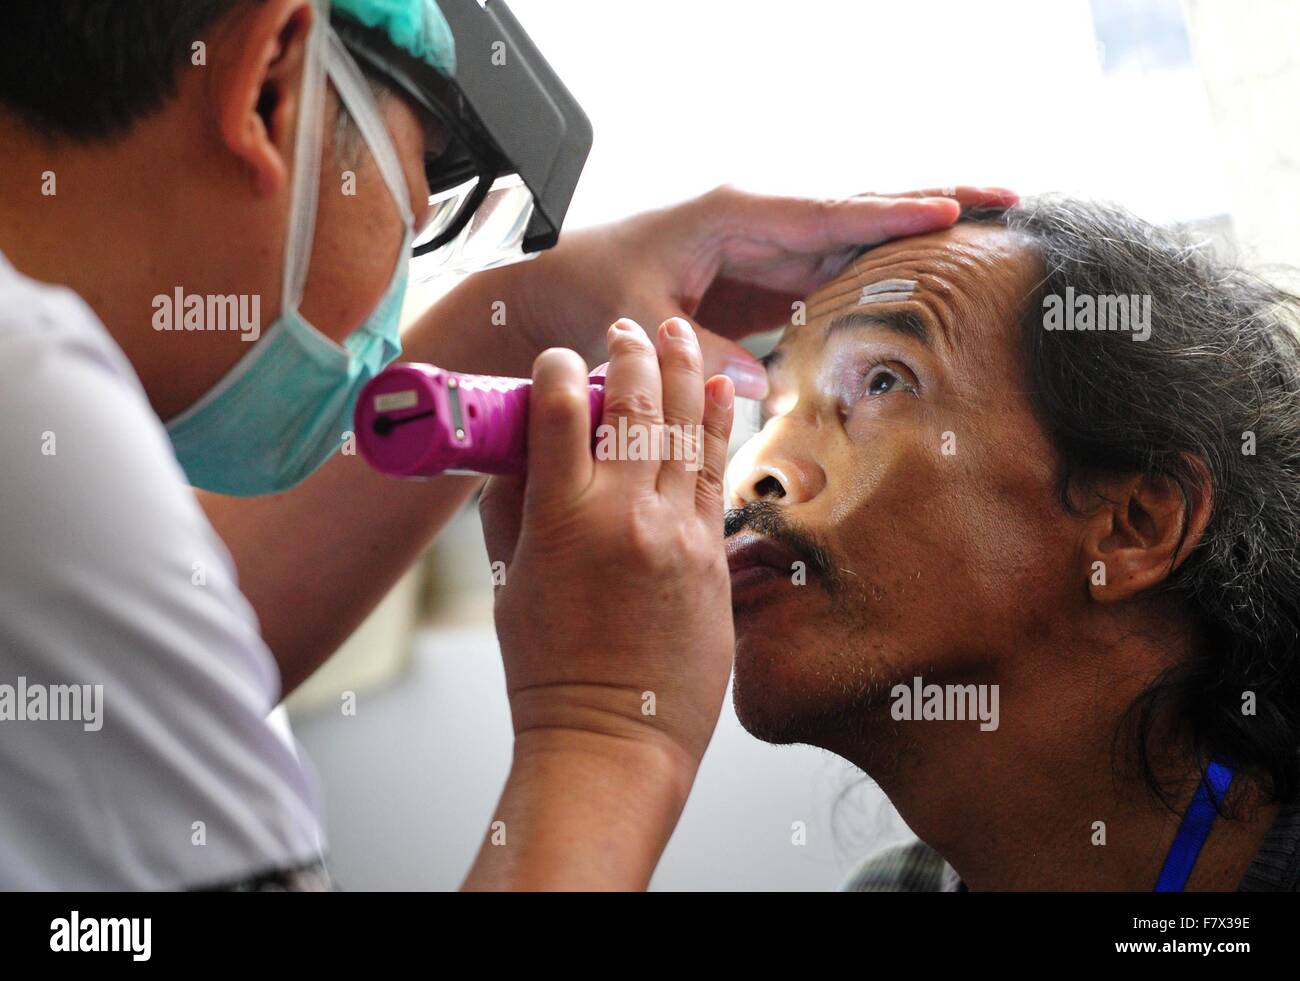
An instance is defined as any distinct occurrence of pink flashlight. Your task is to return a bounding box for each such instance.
[355,362,608,478]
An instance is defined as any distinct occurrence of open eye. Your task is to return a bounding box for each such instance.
[863,362,916,397]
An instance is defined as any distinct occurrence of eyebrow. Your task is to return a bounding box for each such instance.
[826,309,931,347]
[760,309,931,373]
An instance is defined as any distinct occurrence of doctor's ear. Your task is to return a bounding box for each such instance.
[213,0,316,197]
[1079,457,1213,604]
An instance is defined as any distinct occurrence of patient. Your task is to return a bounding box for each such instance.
[723,197,1300,891]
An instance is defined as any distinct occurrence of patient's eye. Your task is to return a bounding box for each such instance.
[863,362,916,398]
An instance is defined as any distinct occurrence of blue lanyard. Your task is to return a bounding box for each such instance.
[1153,761,1235,892]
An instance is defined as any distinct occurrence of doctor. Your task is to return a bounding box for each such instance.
[0,0,1010,889]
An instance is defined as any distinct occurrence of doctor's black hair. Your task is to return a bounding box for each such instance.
[0,1,390,146]
[962,197,1300,811]
[0,1,250,141]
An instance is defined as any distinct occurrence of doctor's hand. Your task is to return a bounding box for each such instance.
[465,317,733,890]
[497,184,1018,398]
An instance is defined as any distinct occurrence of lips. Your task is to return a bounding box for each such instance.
[725,533,801,598]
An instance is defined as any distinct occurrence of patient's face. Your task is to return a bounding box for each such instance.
[725,223,1082,748]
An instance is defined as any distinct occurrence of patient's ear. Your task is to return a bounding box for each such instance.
[1078,458,1212,603]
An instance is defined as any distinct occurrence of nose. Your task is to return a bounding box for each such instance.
[727,426,827,508]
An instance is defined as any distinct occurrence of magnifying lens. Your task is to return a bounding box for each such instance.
[337,0,592,278]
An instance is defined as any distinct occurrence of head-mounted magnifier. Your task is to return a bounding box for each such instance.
[335,0,593,280]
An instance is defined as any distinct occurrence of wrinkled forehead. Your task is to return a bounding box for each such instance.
[785,223,1041,368]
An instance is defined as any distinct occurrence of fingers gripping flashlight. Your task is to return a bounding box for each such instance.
[355,363,607,477]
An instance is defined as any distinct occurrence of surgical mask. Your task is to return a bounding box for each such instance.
[166,7,416,497]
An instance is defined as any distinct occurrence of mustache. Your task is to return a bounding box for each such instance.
[723,501,840,587]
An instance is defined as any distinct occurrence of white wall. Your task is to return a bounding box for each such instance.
[503,0,1227,224]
